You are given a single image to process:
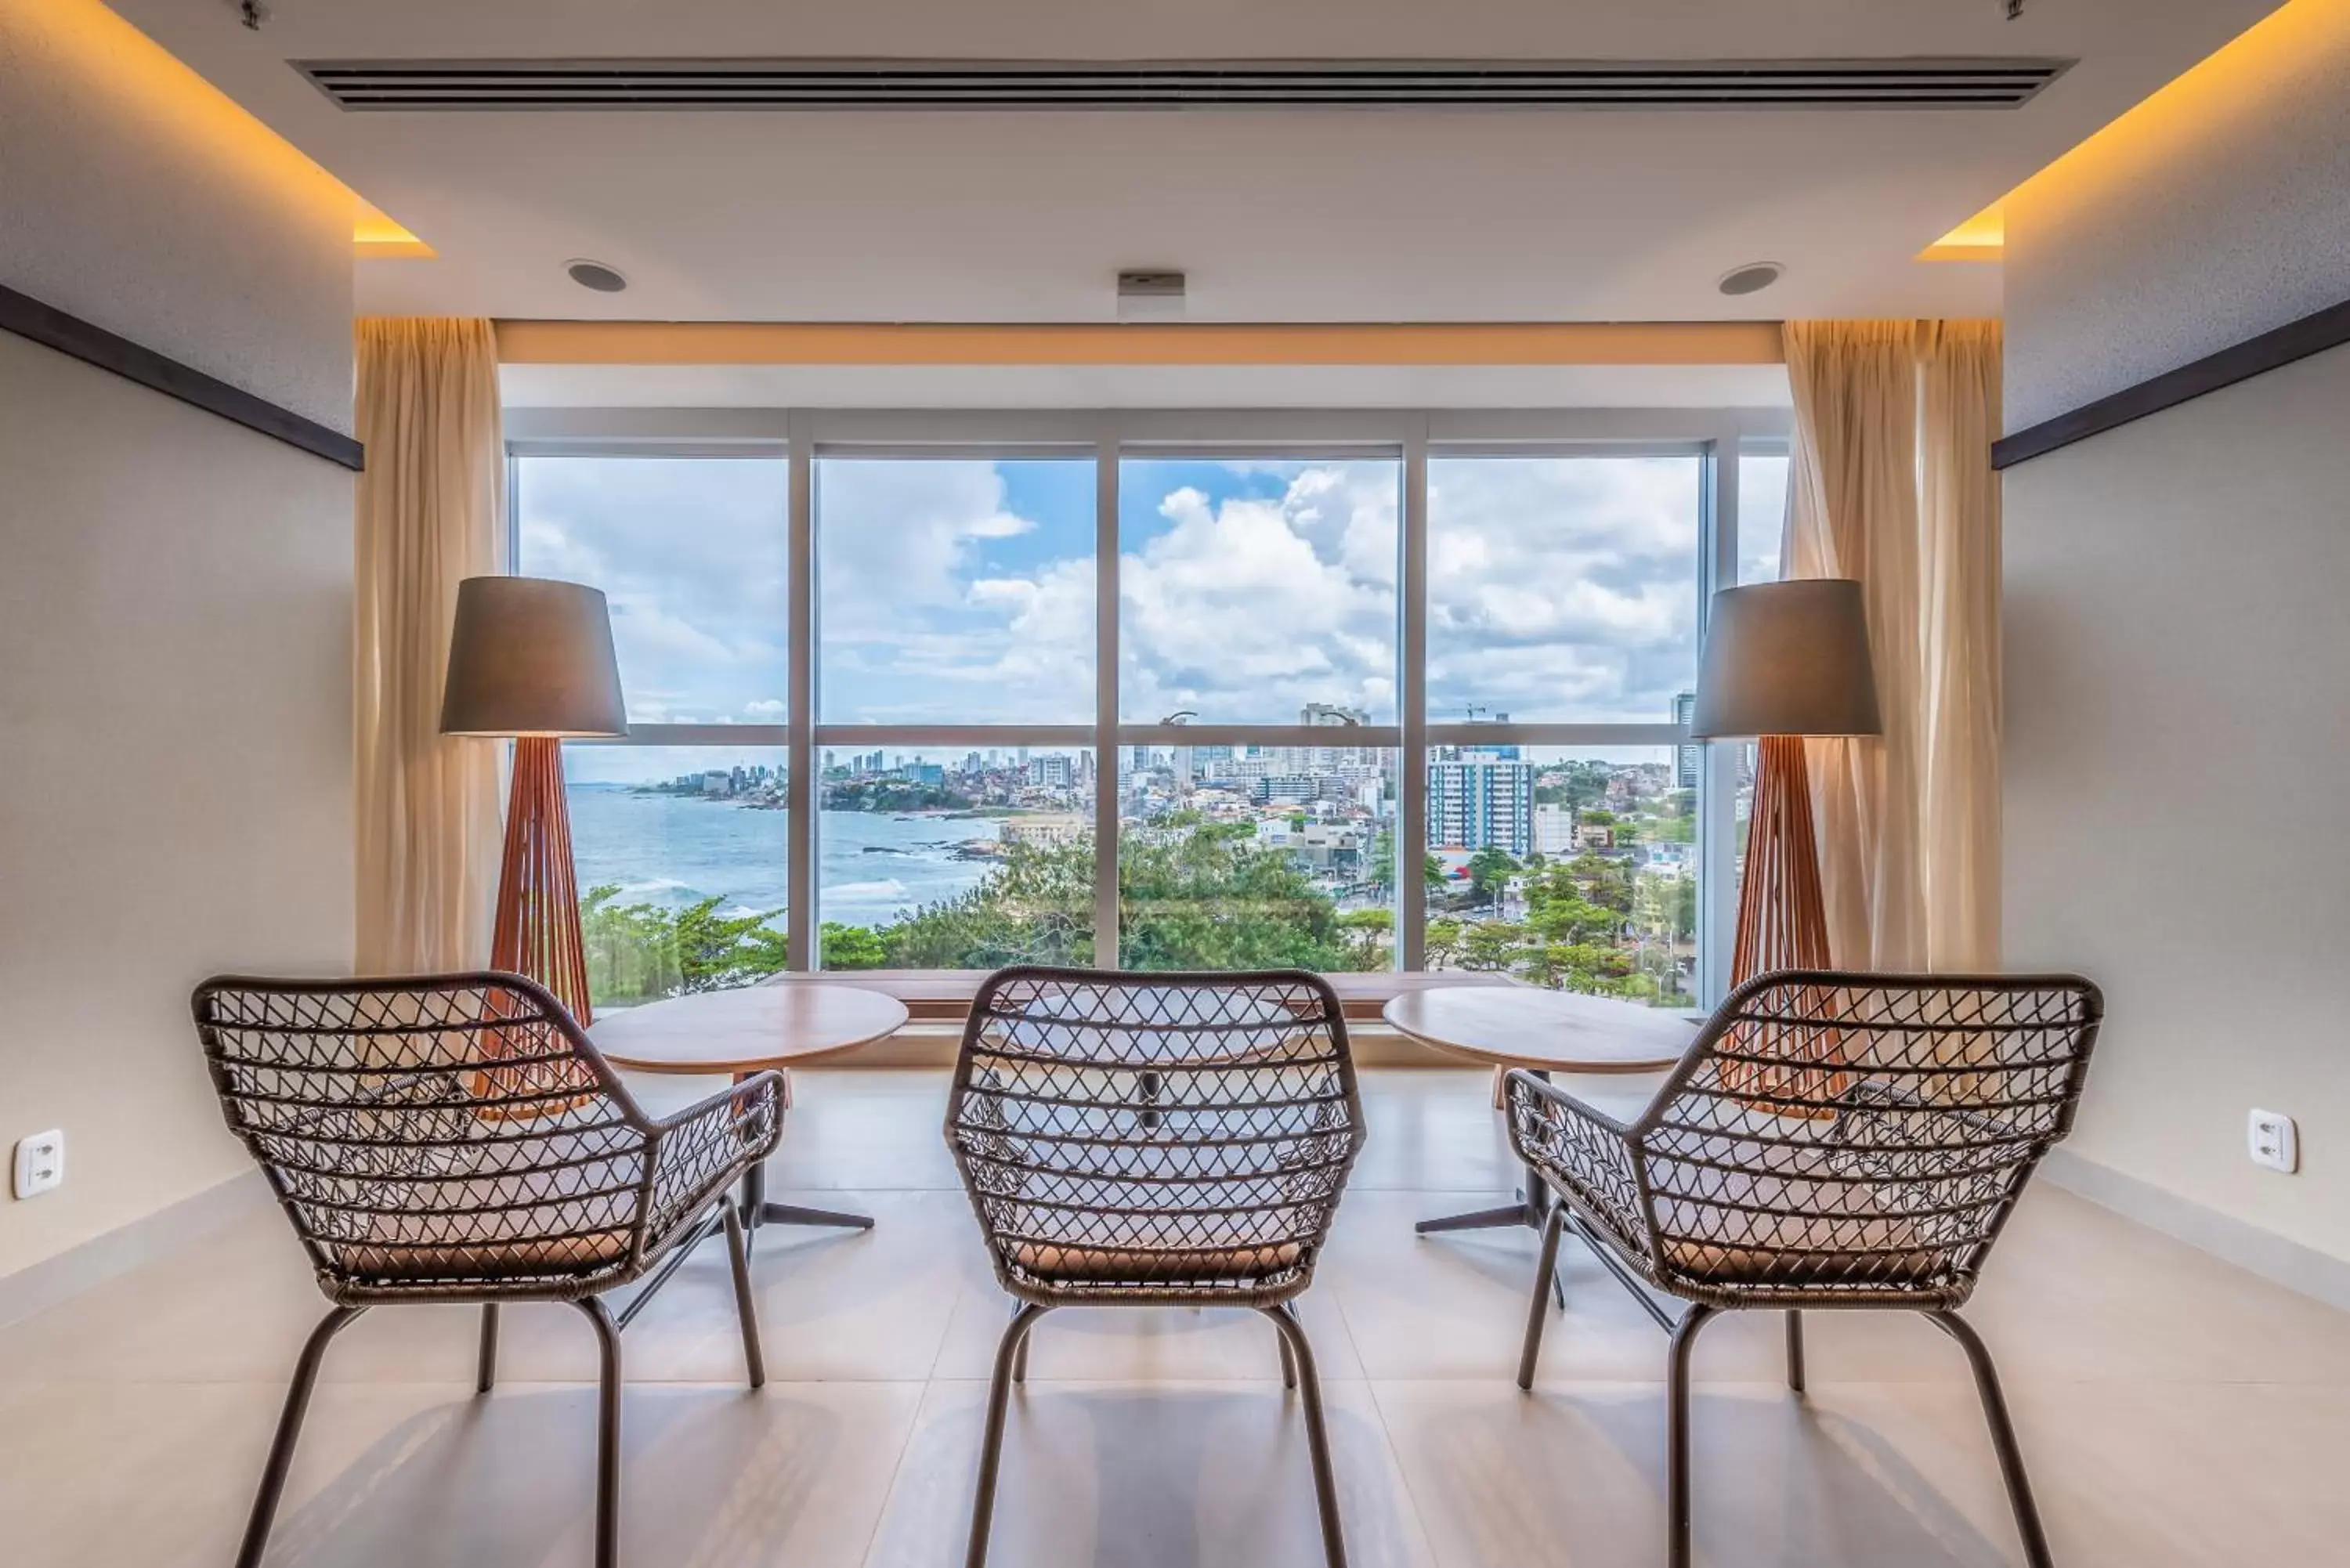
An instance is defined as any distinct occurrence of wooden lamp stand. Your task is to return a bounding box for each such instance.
[1725,735,1848,1112]
[1730,735,1833,988]
[492,735,594,1027]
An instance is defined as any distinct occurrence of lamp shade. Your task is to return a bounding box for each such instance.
[439,576,627,737]
[1688,579,1882,739]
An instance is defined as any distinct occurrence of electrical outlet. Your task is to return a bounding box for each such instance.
[2248,1109,2298,1175]
[12,1130,64,1198]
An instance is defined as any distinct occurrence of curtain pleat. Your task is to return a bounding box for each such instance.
[353,319,505,974]
[1918,321,2005,970]
[1781,319,2002,973]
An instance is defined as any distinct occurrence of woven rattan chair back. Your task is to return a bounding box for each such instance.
[1629,970,2101,1306]
[945,966,1365,1306]
[194,972,681,1302]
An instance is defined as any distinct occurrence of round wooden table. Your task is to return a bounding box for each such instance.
[1384,985,1696,1277]
[591,982,909,1238]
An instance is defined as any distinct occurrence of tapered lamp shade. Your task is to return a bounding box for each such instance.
[439,576,627,739]
[439,576,624,1032]
[1690,578,1880,1112]
[1688,580,1882,740]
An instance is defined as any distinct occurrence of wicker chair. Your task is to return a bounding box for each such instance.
[944,967,1366,1568]
[192,973,783,1568]
[1506,970,2101,1568]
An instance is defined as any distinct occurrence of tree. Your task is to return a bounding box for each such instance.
[1458,920,1524,973]
[1337,906,1394,968]
[819,923,889,970]
[578,885,787,1006]
[1424,916,1464,970]
[1466,846,1520,912]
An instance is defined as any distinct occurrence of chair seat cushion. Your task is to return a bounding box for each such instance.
[1009,1236,1303,1283]
[1000,1202,1306,1285]
[1647,1148,1950,1288]
[340,1229,634,1282]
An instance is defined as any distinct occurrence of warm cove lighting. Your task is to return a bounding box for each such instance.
[1919,0,2347,262]
[353,199,435,258]
[1922,205,2005,262]
[24,0,428,260]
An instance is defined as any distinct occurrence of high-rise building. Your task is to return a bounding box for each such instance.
[1427,755,1535,856]
[1673,690,1701,791]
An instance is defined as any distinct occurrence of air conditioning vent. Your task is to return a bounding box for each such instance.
[295,57,2071,112]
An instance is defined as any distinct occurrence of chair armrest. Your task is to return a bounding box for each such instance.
[644,1071,786,1244]
[1503,1069,1650,1259]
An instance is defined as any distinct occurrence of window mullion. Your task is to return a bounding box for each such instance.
[1093,427,1121,967]
[1400,417,1430,971]
[786,418,816,971]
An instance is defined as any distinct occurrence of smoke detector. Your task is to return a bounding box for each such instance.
[566,259,629,294]
[1717,262,1785,297]
[1117,269,1185,323]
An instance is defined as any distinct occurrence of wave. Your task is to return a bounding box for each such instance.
[826,878,911,901]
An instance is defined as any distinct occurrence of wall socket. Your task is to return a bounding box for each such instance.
[12,1130,65,1198]
[2248,1109,2298,1175]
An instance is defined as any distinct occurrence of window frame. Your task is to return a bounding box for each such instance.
[507,404,1791,1003]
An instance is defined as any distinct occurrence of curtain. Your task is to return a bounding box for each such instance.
[353,319,506,974]
[1781,319,2002,973]
[1918,322,2004,970]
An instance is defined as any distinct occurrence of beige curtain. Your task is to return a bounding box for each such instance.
[1781,319,2002,973]
[353,319,506,974]
[1918,322,2004,970]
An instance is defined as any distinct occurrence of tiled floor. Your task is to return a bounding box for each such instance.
[5,1069,2347,1566]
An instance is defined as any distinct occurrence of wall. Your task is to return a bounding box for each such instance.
[0,0,355,1284]
[2001,0,2350,1266]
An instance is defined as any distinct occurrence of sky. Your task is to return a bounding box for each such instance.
[518,448,1766,779]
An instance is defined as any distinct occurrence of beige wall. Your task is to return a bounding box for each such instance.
[2002,3,2350,1263]
[0,0,355,1280]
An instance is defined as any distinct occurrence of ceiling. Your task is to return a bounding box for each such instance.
[116,0,2280,325]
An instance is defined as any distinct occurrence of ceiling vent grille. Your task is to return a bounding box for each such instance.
[295,57,2071,112]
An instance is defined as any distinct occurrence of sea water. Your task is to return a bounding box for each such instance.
[566,782,1000,931]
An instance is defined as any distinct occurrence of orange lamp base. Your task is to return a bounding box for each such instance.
[490,735,594,1027]
[1726,734,1847,1112]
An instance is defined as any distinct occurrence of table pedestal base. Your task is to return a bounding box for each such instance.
[738,1156,873,1256]
[1416,1067,1564,1308]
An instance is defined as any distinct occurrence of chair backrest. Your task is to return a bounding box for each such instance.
[192,972,658,1294]
[1633,970,2102,1302]
[945,966,1364,1302]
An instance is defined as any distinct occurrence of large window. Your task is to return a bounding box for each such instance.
[512,410,1784,1008]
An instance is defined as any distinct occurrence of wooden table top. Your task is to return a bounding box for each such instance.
[588,982,910,1075]
[784,967,1520,1024]
[1381,985,1696,1074]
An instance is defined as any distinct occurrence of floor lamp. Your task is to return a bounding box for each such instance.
[1688,580,1881,1105]
[440,576,627,1027]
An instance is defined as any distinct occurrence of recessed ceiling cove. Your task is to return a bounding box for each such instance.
[109,0,2286,323]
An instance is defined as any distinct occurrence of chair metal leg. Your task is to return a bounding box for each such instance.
[1010,1299,1033,1384]
[1517,1204,1568,1391]
[475,1304,500,1394]
[1785,1310,1806,1393]
[1277,1324,1298,1389]
[1929,1310,2055,1568]
[1264,1304,1349,1568]
[237,1305,365,1568]
[967,1303,1048,1568]
[721,1201,766,1389]
[575,1298,624,1568]
[1667,1303,1716,1568]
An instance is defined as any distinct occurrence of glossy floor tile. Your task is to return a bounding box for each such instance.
[3,1069,2346,1566]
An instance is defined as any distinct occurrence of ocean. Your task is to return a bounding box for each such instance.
[567,783,1001,931]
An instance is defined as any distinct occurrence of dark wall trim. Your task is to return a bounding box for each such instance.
[0,283,363,471]
[1994,296,2350,469]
